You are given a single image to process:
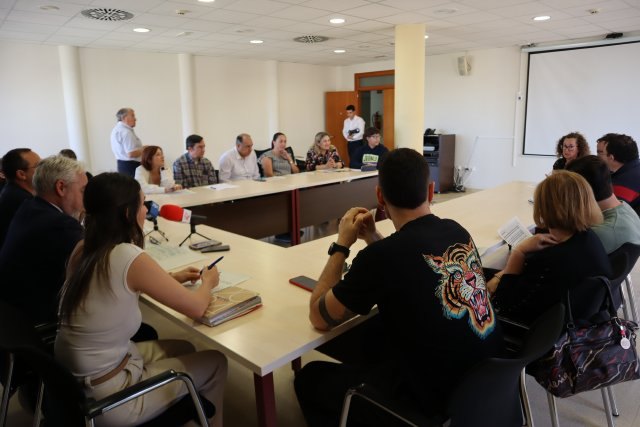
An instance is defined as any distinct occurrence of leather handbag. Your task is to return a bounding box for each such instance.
[528,276,640,398]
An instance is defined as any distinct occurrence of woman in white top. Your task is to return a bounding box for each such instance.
[134,146,181,194]
[56,173,226,427]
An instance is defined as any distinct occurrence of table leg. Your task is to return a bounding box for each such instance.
[291,357,301,373]
[290,189,301,245]
[254,372,277,427]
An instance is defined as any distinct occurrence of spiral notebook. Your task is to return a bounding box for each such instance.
[199,286,262,327]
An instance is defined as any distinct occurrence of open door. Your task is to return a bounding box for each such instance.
[325,91,358,166]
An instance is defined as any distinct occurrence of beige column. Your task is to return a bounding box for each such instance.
[394,24,425,152]
[58,45,91,170]
[178,53,196,138]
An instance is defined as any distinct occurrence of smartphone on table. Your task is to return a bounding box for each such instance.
[289,275,317,292]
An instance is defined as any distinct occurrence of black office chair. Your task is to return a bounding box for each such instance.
[285,146,307,171]
[254,147,270,177]
[338,304,566,427]
[0,301,214,427]
[608,243,640,323]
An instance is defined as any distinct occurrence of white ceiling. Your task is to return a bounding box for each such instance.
[1,0,639,65]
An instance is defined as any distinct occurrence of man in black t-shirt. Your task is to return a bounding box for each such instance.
[294,149,504,427]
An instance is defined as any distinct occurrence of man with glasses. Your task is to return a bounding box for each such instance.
[218,133,260,181]
[349,127,388,170]
[0,148,40,248]
[596,133,640,213]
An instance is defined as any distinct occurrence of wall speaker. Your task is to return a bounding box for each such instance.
[457,56,471,76]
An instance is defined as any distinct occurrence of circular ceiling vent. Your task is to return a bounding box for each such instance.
[293,35,329,44]
[81,8,134,21]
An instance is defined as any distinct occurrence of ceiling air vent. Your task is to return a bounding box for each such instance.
[293,35,329,44]
[81,8,134,21]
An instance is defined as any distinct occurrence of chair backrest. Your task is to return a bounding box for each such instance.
[447,304,565,427]
[0,301,46,352]
[609,243,640,278]
[254,148,270,177]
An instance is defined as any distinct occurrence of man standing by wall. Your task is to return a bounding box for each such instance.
[342,104,365,166]
[218,133,260,181]
[173,134,218,188]
[111,107,144,177]
[0,148,40,248]
[596,133,640,212]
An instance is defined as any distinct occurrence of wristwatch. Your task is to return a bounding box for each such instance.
[328,242,350,258]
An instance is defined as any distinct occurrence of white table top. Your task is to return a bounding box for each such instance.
[150,169,377,208]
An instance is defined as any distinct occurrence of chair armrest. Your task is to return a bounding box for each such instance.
[85,370,196,418]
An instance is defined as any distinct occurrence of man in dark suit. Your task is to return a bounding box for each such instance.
[0,155,86,324]
[0,148,40,248]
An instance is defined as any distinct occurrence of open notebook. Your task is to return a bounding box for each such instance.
[199,286,262,327]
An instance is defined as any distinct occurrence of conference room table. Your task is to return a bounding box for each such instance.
[141,180,536,427]
[150,169,379,244]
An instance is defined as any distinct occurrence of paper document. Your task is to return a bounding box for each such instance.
[146,244,208,271]
[498,217,533,247]
[209,183,238,190]
[185,270,250,291]
[172,189,195,194]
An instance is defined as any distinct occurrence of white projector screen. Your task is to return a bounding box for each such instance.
[523,41,640,156]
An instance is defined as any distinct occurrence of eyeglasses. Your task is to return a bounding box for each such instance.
[563,145,576,150]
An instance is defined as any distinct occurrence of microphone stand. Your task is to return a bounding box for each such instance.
[179,222,213,247]
[145,217,168,242]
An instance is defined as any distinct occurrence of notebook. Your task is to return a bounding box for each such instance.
[199,286,262,327]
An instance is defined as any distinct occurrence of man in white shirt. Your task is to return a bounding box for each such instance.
[218,133,260,181]
[110,108,144,177]
[342,104,366,167]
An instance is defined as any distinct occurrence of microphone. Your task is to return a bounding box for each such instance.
[159,204,192,224]
[143,201,167,242]
[159,204,212,246]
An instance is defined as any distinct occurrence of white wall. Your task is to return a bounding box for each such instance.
[0,41,68,158]
[0,42,339,173]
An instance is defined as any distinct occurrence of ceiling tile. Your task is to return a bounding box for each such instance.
[274,5,338,20]
[341,3,404,19]
[224,0,289,15]
[299,0,370,13]
[199,9,260,24]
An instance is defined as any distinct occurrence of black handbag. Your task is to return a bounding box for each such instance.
[528,276,640,398]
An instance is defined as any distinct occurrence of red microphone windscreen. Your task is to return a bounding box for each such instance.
[159,204,192,223]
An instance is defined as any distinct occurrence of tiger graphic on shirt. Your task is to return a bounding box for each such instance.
[423,239,495,338]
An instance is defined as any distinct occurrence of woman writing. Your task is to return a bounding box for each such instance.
[259,132,300,177]
[305,132,344,171]
[488,170,611,326]
[135,146,182,194]
[56,173,226,427]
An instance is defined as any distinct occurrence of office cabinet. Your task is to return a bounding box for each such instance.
[423,134,455,193]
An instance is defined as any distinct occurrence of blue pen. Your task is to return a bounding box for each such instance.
[200,256,224,275]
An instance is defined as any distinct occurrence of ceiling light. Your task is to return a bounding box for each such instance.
[334,49,346,54]
[329,18,345,24]
[133,28,150,33]
[250,40,264,44]
[533,15,551,21]
[198,0,215,3]
[424,35,429,39]
[176,31,193,37]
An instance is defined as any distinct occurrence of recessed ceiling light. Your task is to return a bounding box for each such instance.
[334,49,346,54]
[424,35,429,39]
[176,31,192,37]
[40,5,60,11]
[533,15,551,21]
[133,27,150,33]
[198,0,215,3]
[329,18,345,24]
[250,39,264,44]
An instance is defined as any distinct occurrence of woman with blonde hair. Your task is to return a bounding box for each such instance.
[488,170,611,325]
[305,132,344,171]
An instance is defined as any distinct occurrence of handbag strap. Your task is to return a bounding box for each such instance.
[565,276,618,327]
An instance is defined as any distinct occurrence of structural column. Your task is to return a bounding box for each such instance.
[58,45,91,169]
[265,60,279,137]
[394,24,425,152]
[178,53,197,138]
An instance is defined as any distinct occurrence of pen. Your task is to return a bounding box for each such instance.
[200,256,224,275]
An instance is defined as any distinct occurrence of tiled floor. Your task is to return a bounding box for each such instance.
[4,188,640,427]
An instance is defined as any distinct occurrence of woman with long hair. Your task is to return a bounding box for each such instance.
[56,173,226,426]
[488,170,611,325]
[305,132,343,171]
[135,145,181,194]
[259,132,300,177]
[552,131,590,170]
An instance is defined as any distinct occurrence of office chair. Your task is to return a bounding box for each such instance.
[608,243,640,323]
[338,304,565,427]
[0,301,214,427]
[254,148,270,177]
